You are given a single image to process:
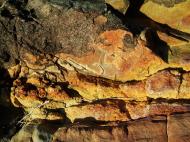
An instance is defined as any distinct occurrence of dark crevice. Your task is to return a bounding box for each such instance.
[54,82,82,98]
[106,3,126,25]
[67,98,132,119]
[8,0,28,9]
[76,67,188,88]
[46,108,72,124]
[147,97,190,104]
[8,0,38,22]
[145,28,170,62]
[17,76,82,98]
[24,83,38,91]
[0,67,24,140]
[0,8,14,19]
[77,72,142,88]
[0,50,11,63]
[73,117,110,125]
[0,105,24,140]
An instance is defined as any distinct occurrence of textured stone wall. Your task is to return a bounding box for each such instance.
[0,0,190,141]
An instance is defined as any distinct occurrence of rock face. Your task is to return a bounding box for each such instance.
[141,0,190,34]
[0,0,190,141]
[168,113,190,142]
[11,114,190,142]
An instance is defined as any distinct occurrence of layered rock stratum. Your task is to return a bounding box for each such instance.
[0,0,190,141]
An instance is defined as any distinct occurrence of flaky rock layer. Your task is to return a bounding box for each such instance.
[0,0,190,141]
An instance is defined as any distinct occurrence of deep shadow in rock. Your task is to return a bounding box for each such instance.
[147,97,190,104]
[0,67,24,140]
[73,117,109,126]
[0,105,24,140]
[145,28,170,63]
[54,82,82,98]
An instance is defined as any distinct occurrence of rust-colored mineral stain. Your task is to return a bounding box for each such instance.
[182,14,190,26]
[148,71,179,92]
[99,30,126,48]
[150,104,190,115]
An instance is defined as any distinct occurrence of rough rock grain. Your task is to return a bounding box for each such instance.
[0,0,190,141]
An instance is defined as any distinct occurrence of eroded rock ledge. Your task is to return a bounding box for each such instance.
[11,113,190,142]
[0,0,190,141]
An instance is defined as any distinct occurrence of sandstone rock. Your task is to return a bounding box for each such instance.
[169,44,190,71]
[65,100,130,122]
[126,102,190,120]
[126,102,149,119]
[168,113,190,142]
[178,73,190,99]
[146,70,180,99]
[52,116,167,142]
[146,0,186,7]
[13,114,190,142]
[149,103,190,116]
[66,71,147,101]
[53,126,129,142]
[127,116,167,142]
[56,28,190,82]
[20,51,49,70]
[141,0,190,34]
[57,30,168,81]
[8,64,21,78]
[14,85,43,108]
[105,0,129,14]
[10,73,84,120]
[24,107,65,120]
[1,0,190,140]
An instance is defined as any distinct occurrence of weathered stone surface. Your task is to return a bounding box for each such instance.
[126,102,190,120]
[56,30,168,81]
[141,0,190,34]
[145,0,186,7]
[52,116,167,142]
[146,70,180,99]
[105,0,129,14]
[65,71,147,101]
[168,113,190,142]
[12,113,190,142]
[10,65,190,120]
[56,29,190,82]
[178,73,190,99]
[1,0,190,140]
[53,126,129,142]
[127,116,167,142]
[65,100,130,122]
